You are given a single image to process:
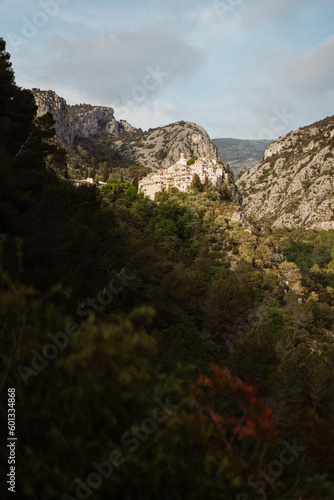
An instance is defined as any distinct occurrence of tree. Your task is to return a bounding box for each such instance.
[0,38,37,160]
[132,175,139,191]
[126,185,137,201]
[187,156,198,165]
[191,173,202,191]
[102,163,109,182]
[219,183,230,200]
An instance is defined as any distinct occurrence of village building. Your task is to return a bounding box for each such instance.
[138,153,227,200]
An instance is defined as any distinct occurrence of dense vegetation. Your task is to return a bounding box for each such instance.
[1,39,333,499]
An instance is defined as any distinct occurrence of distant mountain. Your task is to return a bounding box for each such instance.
[238,116,334,230]
[213,138,272,177]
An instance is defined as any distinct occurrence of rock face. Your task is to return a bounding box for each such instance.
[213,138,272,177]
[32,89,137,145]
[33,89,72,142]
[67,104,136,141]
[238,116,334,230]
[113,121,219,172]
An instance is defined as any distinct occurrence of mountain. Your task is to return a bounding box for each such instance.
[213,138,272,176]
[112,121,218,172]
[238,116,334,230]
[33,90,218,179]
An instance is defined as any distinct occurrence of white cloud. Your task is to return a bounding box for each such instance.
[40,28,204,105]
[276,35,334,94]
[242,0,314,26]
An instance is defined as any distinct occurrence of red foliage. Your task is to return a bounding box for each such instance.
[191,366,280,444]
[196,374,212,387]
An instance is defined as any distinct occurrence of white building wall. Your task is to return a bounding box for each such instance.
[138,155,225,200]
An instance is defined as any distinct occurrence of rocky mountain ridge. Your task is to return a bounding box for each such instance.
[238,115,334,230]
[112,121,218,172]
[32,89,218,176]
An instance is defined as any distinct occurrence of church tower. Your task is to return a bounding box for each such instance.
[179,153,187,166]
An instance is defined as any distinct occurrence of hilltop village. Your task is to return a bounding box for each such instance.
[138,154,229,199]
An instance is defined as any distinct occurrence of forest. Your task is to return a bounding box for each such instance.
[0,38,333,499]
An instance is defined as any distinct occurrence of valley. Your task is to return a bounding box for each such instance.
[1,38,334,500]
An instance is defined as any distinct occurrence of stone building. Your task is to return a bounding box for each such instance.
[139,154,226,200]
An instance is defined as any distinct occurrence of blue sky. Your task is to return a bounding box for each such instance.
[1,0,334,139]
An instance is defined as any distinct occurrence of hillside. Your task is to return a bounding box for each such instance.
[112,120,218,172]
[213,138,272,176]
[238,116,334,230]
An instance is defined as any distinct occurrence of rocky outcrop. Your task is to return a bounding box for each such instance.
[33,89,72,142]
[113,121,218,172]
[67,104,136,141]
[237,116,334,230]
[32,89,136,145]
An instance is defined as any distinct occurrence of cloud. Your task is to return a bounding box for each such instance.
[276,35,334,94]
[242,0,314,26]
[41,28,204,105]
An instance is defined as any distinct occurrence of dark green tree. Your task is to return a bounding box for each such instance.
[191,173,202,191]
[92,156,96,179]
[0,37,37,160]
[132,175,139,191]
[187,156,198,165]
[103,164,109,182]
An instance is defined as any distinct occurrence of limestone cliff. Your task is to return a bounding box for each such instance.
[67,104,136,141]
[33,89,72,142]
[32,89,136,145]
[238,116,334,230]
[112,121,219,172]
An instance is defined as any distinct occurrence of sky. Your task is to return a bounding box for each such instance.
[1,0,334,139]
